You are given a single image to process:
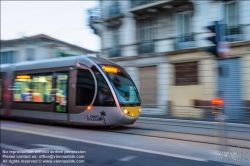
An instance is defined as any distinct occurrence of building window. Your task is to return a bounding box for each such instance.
[108,1,120,17]
[176,12,192,37]
[0,51,16,64]
[174,62,198,86]
[224,1,242,41]
[137,19,154,54]
[225,1,238,27]
[109,27,121,57]
[139,66,157,105]
[175,12,194,49]
[112,27,119,47]
[26,48,35,61]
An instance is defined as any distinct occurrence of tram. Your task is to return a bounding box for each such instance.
[0,56,141,126]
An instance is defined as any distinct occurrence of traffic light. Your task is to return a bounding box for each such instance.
[211,97,224,114]
[205,21,224,58]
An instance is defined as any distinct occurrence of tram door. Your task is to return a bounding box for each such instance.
[54,72,69,121]
[0,73,3,116]
[68,68,96,122]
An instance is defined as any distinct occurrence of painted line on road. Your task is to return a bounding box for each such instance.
[1,143,71,152]
[1,164,10,166]
[119,156,137,161]
[1,126,208,162]
[1,143,24,151]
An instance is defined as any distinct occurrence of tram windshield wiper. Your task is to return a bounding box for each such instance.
[120,102,129,107]
[120,102,141,107]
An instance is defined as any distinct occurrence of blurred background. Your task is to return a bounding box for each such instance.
[1,1,250,166]
[88,0,250,124]
[2,0,249,123]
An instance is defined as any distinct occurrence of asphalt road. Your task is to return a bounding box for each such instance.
[1,129,234,166]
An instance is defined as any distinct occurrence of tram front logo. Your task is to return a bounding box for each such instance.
[87,110,106,124]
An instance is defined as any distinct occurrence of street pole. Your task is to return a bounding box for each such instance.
[213,21,229,152]
[205,19,232,154]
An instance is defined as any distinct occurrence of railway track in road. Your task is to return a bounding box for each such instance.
[136,118,250,132]
[1,118,250,149]
[104,126,250,149]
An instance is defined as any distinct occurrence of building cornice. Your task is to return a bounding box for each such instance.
[107,40,250,62]
[1,34,95,53]
[104,13,124,22]
[109,52,166,62]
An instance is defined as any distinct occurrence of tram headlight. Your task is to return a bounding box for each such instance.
[138,109,141,113]
[123,109,129,115]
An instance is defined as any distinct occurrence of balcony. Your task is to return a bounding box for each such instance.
[174,33,195,50]
[225,25,244,42]
[131,0,157,8]
[88,7,102,36]
[130,0,192,14]
[109,45,121,58]
[88,7,101,22]
[138,41,154,54]
[108,2,121,18]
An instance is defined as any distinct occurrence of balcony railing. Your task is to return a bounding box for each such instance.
[138,41,154,54]
[108,2,121,18]
[174,33,195,50]
[131,0,157,8]
[225,25,244,42]
[109,45,121,58]
[88,7,101,21]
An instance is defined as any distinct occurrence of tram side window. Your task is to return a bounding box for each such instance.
[56,73,68,112]
[0,78,2,107]
[76,69,95,106]
[13,74,52,103]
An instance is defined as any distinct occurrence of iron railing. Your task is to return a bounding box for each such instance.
[174,33,195,50]
[225,24,244,42]
[138,41,154,54]
[131,0,157,8]
[109,45,121,58]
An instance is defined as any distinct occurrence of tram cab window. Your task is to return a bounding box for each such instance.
[13,74,52,103]
[100,65,141,107]
[91,66,115,107]
[76,69,95,106]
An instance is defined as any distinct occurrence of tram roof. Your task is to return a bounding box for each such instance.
[0,56,117,72]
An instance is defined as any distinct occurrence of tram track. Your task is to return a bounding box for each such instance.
[1,118,250,149]
[136,118,250,132]
[133,121,250,133]
[104,125,250,149]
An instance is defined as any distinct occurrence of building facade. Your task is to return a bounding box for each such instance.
[0,34,97,64]
[88,0,250,121]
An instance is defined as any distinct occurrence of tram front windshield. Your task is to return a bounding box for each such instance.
[100,65,141,107]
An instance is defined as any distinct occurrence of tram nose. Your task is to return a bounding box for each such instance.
[120,106,141,117]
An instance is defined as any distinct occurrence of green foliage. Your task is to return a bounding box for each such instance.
[58,52,71,57]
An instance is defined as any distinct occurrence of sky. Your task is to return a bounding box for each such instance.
[1,1,100,51]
